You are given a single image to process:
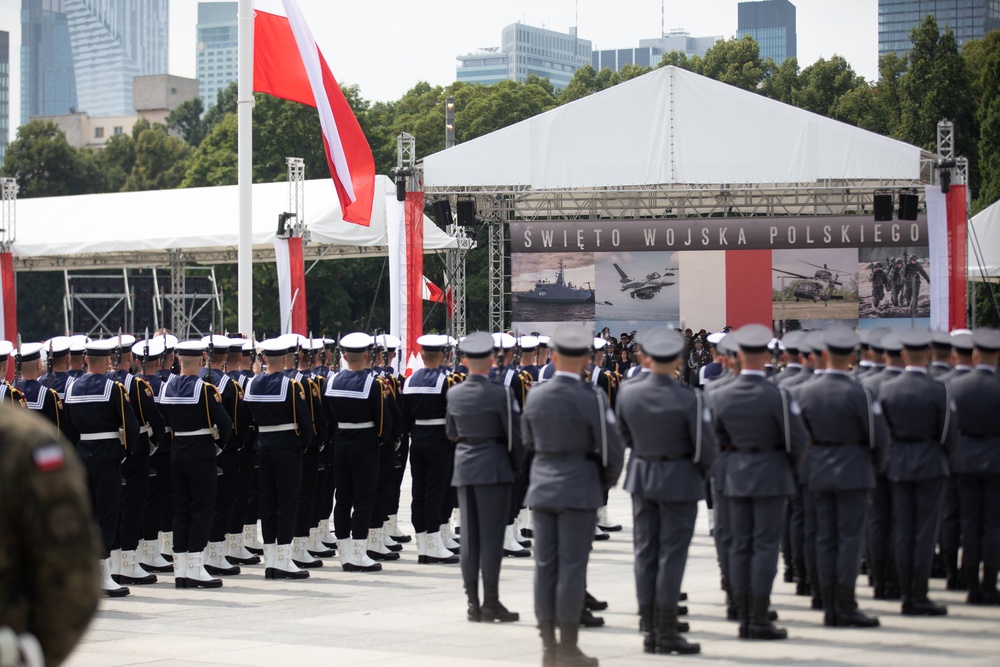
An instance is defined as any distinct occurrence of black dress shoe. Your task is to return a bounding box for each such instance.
[580,609,605,627]
[584,592,608,611]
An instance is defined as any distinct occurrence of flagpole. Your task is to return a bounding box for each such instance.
[237,0,254,335]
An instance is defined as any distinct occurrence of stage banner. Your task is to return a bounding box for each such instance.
[404,192,425,374]
[509,215,935,337]
[274,236,307,335]
[0,252,15,381]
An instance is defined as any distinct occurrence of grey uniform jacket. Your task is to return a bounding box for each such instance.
[445,375,522,486]
[522,374,625,510]
[616,374,716,502]
[712,373,807,498]
[878,369,959,482]
[703,371,736,490]
[949,367,1000,474]
[792,371,888,492]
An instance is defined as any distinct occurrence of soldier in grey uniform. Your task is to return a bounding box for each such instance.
[938,332,973,591]
[712,324,806,640]
[793,327,887,627]
[522,325,625,667]
[879,329,958,616]
[616,327,714,655]
[949,328,1000,604]
[446,332,523,624]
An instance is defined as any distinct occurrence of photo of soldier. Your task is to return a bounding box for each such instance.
[858,246,931,319]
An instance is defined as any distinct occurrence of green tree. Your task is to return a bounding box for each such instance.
[96,133,136,192]
[559,65,617,103]
[760,57,800,104]
[124,120,192,191]
[657,50,696,70]
[166,97,207,146]
[1,121,93,197]
[793,56,867,119]
[697,35,766,91]
[182,113,238,187]
[617,62,652,82]
[201,82,239,139]
[971,31,1000,211]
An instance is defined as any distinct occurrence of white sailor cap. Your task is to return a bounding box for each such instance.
[133,338,165,358]
[340,332,374,352]
[767,337,780,351]
[376,334,402,350]
[84,339,119,357]
[201,334,231,351]
[491,332,516,349]
[46,336,73,358]
[226,337,247,352]
[0,340,12,360]
[950,328,973,337]
[518,335,539,350]
[260,337,293,356]
[14,342,45,362]
[416,334,448,351]
[176,340,207,356]
[159,334,179,351]
[115,334,137,349]
[69,335,91,354]
[706,332,726,346]
[303,338,325,352]
[592,337,608,351]
[537,335,551,347]
[243,339,258,353]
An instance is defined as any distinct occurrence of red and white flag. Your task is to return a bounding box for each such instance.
[274,237,307,335]
[253,0,375,226]
[422,275,445,303]
[0,251,15,381]
[926,184,967,331]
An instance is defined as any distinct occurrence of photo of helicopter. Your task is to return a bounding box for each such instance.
[772,260,853,303]
[771,249,860,323]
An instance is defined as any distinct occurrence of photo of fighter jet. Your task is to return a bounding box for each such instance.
[601,262,678,303]
[594,252,680,322]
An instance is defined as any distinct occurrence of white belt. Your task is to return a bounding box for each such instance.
[258,423,298,433]
[338,421,375,430]
[164,426,173,434]
[78,431,121,442]
[139,425,151,435]
[413,418,446,426]
[173,428,214,438]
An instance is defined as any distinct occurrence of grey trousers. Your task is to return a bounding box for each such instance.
[457,484,511,587]
[728,495,786,599]
[814,488,868,589]
[632,496,697,608]
[533,508,597,625]
[892,477,946,583]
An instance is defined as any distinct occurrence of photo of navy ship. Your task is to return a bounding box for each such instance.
[511,253,596,323]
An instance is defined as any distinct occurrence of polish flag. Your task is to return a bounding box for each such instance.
[422,276,445,303]
[253,0,375,226]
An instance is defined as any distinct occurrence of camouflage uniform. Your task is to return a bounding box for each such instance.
[0,405,101,666]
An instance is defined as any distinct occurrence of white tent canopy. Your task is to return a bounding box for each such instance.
[969,199,1000,281]
[12,175,456,269]
[423,66,927,189]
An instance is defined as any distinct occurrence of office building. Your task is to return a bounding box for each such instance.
[878,0,1000,57]
[196,2,238,108]
[737,0,797,64]
[457,23,592,90]
[20,0,77,124]
[21,0,168,123]
[0,31,8,164]
[592,29,722,72]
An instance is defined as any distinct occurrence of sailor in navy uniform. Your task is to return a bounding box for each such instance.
[0,341,27,407]
[63,338,140,597]
[157,341,232,589]
[242,337,313,579]
[588,337,622,537]
[229,337,265,558]
[131,338,175,575]
[308,337,339,552]
[66,335,90,378]
[861,330,906,600]
[774,332,807,387]
[793,327,887,628]
[38,335,73,398]
[879,329,958,616]
[402,334,461,566]
[324,332,389,572]
[624,344,649,380]
[712,324,806,640]
[367,334,405,562]
[105,334,165,587]
[948,329,1000,604]
[518,335,541,382]
[379,334,413,549]
[446,332,521,623]
[15,342,73,439]
[522,325,625,667]
[196,335,252,576]
[617,328,713,655]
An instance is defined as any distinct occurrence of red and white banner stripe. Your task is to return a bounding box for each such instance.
[927,184,967,331]
[387,193,425,377]
[0,252,15,380]
[253,0,375,226]
[274,236,307,335]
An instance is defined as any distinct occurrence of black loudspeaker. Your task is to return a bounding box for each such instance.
[456,199,477,226]
[432,199,453,227]
[898,192,919,221]
[873,194,894,221]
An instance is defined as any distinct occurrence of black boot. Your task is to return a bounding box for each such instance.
[726,588,738,621]
[556,623,599,666]
[639,605,655,654]
[655,607,700,655]
[821,585,837,627]
[871,559,887,599]
[884,561,902,600]
[794,558,810,596]
[465,580,480,622]
[903,578,947,616]
[945,550,963,590]
[747,596,787,640]
[539,620,557,667]
[965,565,982,605]
[834,585,879,627]
[584,591,608,611]
[931,551,947,579]
[579,608,605,627]
[480,582,519,622]
[809,570,823,610]
[981,566,1000,605]
[736,593,750,638]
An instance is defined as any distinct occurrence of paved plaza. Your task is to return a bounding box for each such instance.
[66,484,1000,667]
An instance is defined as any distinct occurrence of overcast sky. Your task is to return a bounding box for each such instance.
[1,0,878,126]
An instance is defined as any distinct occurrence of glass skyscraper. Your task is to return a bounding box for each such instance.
[736,0,797,65]
[592,30,722,72]
[196,2,238,109]
[457,23,592,90]
[1,31,9,164]
[20,0,77,124]
[21,0,168,121]
[878,0,1000,57]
